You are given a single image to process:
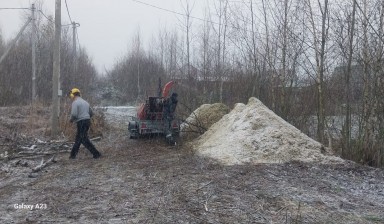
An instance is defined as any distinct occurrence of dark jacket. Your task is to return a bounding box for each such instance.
[164,94,178,118]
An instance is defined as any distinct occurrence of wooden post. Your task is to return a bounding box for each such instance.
[51,0,61,138]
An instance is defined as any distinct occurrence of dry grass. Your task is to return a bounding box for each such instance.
[59,111,107,142]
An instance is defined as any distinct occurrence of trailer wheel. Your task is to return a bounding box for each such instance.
[166,131,179,145]
[129,132,139,139]
[128,121,139,139]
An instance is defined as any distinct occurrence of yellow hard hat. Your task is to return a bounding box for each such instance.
[69,88,81,99]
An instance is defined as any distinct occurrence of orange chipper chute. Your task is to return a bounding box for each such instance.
[162,81,175,98]
[137,103,146,120]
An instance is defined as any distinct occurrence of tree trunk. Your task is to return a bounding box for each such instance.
[344,0,357,155]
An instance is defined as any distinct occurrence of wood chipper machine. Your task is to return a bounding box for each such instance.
[128,80,180,144]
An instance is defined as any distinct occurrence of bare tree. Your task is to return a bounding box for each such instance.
[360,0,374,163]
[0,7,97,106]
[179,0,195,82]
[198,9,213,100]
[304,0,330,144]
[333,0,358,155]
[209,0,229,103]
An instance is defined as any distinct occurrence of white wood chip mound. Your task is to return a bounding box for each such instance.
[181,103,229,141]
[193,97,344,165]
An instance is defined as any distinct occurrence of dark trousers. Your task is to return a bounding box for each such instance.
[70,119,100,158]
[164,114,174,137]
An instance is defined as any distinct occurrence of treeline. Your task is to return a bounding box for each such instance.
[105,0,383,166]
[1,0,383,166]
[0,10,97,106]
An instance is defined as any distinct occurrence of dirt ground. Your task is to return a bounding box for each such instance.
[0,106,384,223]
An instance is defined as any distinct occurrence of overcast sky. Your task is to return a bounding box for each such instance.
[0,0,208,73]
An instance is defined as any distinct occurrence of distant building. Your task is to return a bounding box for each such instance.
[327,64,364,114]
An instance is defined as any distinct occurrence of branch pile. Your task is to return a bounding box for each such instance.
[180,103,229,141]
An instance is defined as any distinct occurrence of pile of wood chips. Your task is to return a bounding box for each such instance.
[180,103,229,141]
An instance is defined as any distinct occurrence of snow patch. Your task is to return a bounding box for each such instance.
[99,106,136,129]
[193,97,343,165]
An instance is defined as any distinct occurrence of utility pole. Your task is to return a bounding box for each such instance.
[51,0,61,138]
[0,19,31,65]
[72,22,79,76]
[137,62,140,98]
[31,3,37,103]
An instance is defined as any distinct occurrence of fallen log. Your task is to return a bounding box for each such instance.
[31,156,57,173]
[8,150,70,160]
[7,136,101,161]
[50,136,102,144]
[18,150,70,155]
[9,155,46,160]
[90,136,102,142]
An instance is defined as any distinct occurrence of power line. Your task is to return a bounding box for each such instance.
[131,0,254,33]
[132,0,321,76]
[132,0,338,55]
[0,7,29,10]
[38,10,54,23]
[76,27,80,48]
[130,0,294,54]
[64,0,73,23]
[131,0,306,51]
[64,0,80,49]
[131,0,301,41]
[132,0,207,23]
[208,0,257,3]
[38,10,73,27]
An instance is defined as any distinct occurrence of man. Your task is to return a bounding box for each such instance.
[163,92,178,138]
[69,88,101,159]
